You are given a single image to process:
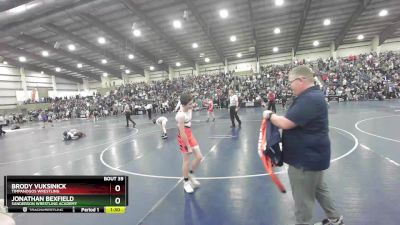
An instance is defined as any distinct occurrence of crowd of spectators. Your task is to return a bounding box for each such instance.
[317,51,400,101]
[6,51,399,124]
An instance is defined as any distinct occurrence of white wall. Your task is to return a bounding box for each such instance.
[149,71,169,81]
[198,62,224,74]
[89,79,102,89]
[128,75,146,83]
[24,70,52,89]
[48,90,96,98]
[380,37,400,53]
[260,52,292,65]
[296,47,331,61]
[173,67,193,78]
[0,64,21,109]
[110,77,124,87]
[336,42,372,58]
[55,77,79,91]
[228,58,256,72]
[0,63,82,109]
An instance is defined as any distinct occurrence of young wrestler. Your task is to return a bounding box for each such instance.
[176,93,203,193]
[153,116,168,139]
[63,129,85,141]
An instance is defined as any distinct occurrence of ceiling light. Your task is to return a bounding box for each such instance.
[9,3,38,14]
[98,37,106,44]
[41,71,44,74]
[379,9,388,17]
[219,9,229,19]
[200,53,205,57]
[204,57,210,63]
[68,44,76,51]
[18,56,26,62]
[128,54,134,60]
[357,34,364,40]
[237,53,242,58]
[323,19,331,26]
[275,0,284,6]
[77,63,82,68]
[125,69,130,74]
[273,47,279,53]
[230,35,237,42]
[192,43,198,48]
[173,20,182,29]
[149,66,155,71]
[274,27,281,34]
[3,61,8,65]
[55,67,61,72]
[313,40,320,47]
[176,62,181,67]
[101,59,107,64]
[41,50,49,57]
[9,5,27,14]
[133,29,141,37]
[103,72,108,77]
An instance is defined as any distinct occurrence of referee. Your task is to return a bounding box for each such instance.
[229,90,241,128]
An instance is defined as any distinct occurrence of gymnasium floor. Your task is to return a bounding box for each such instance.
[0,100,399,225]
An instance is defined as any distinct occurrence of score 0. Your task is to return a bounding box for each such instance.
[110,184,124,205]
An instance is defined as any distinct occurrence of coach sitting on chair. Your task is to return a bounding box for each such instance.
[263,65,344,225]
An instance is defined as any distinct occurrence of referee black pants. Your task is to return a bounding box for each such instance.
[147,109,152,119]
[125,113,135,127]
[268,101,276,112]
[229,106,241,127]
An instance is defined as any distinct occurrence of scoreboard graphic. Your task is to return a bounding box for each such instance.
[4,176,128,213]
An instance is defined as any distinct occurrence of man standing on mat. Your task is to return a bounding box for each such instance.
[146,102,153,120]
[176,93,203,193]
[267,90,277,113]
[263,65,344,225]
[124,101,136,128]
[229,90,241,128]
